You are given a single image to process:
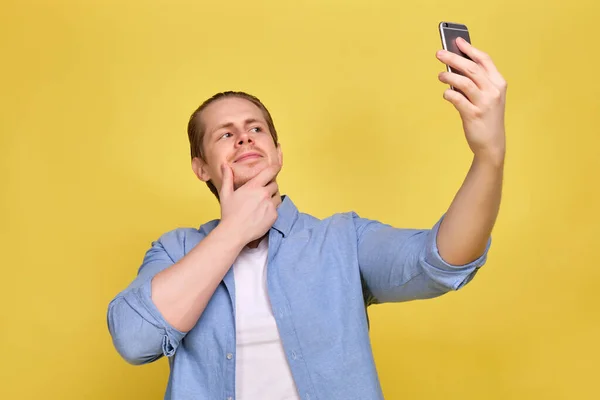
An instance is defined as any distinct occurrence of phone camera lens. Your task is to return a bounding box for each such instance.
[443,23,448,27]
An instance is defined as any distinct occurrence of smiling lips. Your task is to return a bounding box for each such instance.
[234,152,262,163]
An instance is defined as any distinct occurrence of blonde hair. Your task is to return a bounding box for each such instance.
[187,91,279,198]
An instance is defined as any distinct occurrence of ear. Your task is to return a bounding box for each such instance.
[192,157,211,182]
[276,143,283,166]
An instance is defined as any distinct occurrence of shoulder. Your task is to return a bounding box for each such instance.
[155,227,200,245]
[295,210,364,231]
[152,219,219,257]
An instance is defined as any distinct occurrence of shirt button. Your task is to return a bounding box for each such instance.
[227,397,233,400]
[291,350,297,360]
[226,353,233,360]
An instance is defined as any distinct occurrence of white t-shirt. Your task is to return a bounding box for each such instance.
[233,237,301,400]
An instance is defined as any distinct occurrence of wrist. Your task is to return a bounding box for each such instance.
[213,219,248,252]
[473,148,505,170]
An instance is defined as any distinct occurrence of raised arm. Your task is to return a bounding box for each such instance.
[435,38,507,265]
[357,40,506,305]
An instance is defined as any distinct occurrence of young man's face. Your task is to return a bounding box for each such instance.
[193,96,282,192]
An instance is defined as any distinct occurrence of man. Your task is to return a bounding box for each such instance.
[107,38,506,400]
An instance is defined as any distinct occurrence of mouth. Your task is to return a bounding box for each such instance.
[234,152,262,163]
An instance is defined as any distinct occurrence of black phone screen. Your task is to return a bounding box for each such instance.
[440,24,472,75]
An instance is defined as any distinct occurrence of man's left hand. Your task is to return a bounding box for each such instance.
[436,38,507,165]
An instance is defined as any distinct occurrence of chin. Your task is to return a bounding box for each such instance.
[232,162,266,188]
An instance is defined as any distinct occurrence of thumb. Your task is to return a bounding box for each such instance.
[219,163,234,199]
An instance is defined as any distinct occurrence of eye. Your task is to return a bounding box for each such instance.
[250,126,262,133]
[219,132,233,140]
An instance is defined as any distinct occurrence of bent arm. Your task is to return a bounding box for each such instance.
[151,221,245,332]
[107,221,245,364]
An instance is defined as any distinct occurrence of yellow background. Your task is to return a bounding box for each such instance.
[2,0,599,399]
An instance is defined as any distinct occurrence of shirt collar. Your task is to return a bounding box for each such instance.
[198,194,298,238]
[272,195,298,237]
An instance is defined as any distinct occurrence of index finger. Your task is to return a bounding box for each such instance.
[439,50,492,91]
[245,163,282,188]
[219,162,234,199]
[455,37,499,76]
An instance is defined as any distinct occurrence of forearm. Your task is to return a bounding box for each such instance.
[151,221,246,332]
[437,154,504,265]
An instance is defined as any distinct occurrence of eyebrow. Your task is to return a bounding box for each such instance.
[211,118,264,135]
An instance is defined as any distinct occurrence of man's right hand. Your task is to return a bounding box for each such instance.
[218,162,282,245]
[148,162,281,334]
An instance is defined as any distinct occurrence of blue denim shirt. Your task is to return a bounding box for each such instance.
[107,195,490,400]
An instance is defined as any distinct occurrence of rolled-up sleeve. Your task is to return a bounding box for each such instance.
[353,213,491,305]
[107,231,187,365]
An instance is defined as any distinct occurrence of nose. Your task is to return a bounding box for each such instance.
[236,132,254,147]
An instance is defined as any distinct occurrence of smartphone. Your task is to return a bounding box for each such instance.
[439,22,472,92]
